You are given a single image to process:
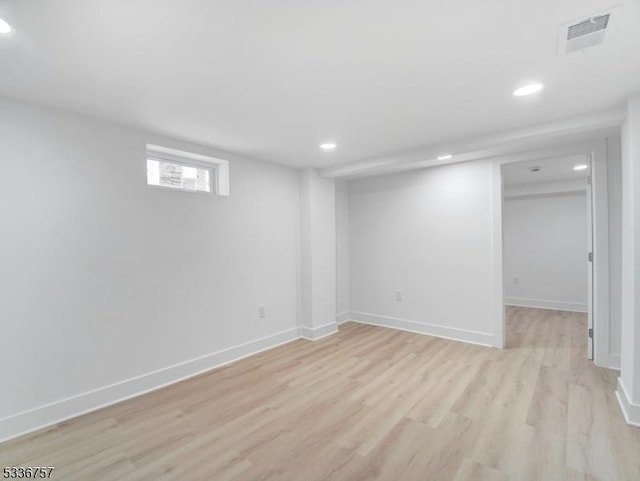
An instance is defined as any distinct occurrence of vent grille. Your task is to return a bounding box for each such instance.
[567,14,610,40]
[558,6,621,56]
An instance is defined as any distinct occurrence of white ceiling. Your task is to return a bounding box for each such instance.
[502,155,589,185]
[0,0,638,168]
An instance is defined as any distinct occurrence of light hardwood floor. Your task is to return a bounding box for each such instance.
[1,307,638,480]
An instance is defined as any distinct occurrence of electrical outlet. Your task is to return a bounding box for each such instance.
[513,277,520,285]
[394,290,403,301]
[258,305,266,318]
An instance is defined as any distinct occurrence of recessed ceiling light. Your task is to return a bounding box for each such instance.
[513,83,544,97]
[0,18,12,34]
[437,154,452,161]
[319,142,337,152]
[573,164,588,171]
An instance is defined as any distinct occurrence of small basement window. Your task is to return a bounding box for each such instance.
[146,158,213,193]
[145,144,230,196]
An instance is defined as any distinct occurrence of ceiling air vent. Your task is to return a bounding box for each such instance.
[567,15,610,41]
[566,14,610,52]
[558,5,621,55]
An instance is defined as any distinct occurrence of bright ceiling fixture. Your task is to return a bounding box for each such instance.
[437,154,452,161]
[319,142,337,152]
[0,18,12,34]
[513,83,544,97]
[573,164,589,171]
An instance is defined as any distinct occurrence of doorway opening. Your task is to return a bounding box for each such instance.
[501,154,593,358]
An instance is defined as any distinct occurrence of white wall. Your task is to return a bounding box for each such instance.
[348,160,498,346]
[503,191,588,312]
[617,93,640,426]
[298,169,337,339]
[607,139,623,367]
[0,96,301,440]
[336,180,350,320]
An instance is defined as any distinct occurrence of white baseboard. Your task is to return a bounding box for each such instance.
[608,354,621,371]
[347,311,495,347]
[0,326,301,444]
[616,378,640,427]
[505,297,588,313]
[336,312,351,324]
[300,321,338,341]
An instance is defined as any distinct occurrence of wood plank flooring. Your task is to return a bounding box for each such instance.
[1,307,639,480]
